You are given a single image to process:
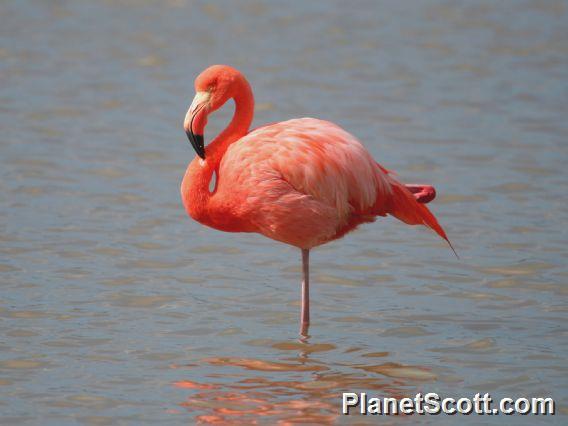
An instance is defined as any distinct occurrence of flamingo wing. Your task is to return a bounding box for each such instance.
[226,118,390,215]
[216,118,453,251]
[214,118,386,247]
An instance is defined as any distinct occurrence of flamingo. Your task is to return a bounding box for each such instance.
[181,65,455,335]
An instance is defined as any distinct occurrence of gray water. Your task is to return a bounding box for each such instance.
[1,1,567,424]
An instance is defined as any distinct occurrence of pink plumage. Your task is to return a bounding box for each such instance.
[181,65,454,334]
[219,118,387,248]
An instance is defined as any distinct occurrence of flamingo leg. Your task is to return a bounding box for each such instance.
[405,184,436,204]
[300,248,310,336]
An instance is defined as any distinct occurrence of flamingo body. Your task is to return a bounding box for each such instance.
[180,65,453,334]
[182,117,449,249]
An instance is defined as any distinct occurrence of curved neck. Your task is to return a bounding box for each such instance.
[181,78,254,227]
[207,79,254,164]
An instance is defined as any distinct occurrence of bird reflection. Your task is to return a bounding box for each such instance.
[171,343,437,423]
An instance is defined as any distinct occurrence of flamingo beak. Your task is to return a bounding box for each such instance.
[186,129,205,159]
[184,91,210,160]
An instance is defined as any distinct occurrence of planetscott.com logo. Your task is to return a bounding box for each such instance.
[342,392,555,416]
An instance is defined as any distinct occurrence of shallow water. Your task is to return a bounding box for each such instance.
[1,0,567,424]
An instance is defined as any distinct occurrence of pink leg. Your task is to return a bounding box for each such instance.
[405,184,436,204]
[300,248,310,336]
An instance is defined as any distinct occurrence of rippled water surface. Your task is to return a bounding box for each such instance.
[1,1,567,424]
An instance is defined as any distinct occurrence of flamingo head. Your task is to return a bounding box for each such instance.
[184,65,244,159]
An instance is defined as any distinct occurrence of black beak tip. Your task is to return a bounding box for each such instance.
[186,131,206,159]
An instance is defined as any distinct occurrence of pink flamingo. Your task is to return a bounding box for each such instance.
[181,65,454,335]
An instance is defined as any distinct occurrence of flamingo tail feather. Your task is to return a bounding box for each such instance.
[386,182,458,258]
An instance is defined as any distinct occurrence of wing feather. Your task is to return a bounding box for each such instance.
[222,118,390,220]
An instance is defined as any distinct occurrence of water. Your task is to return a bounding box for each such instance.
[1,1,567,424]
